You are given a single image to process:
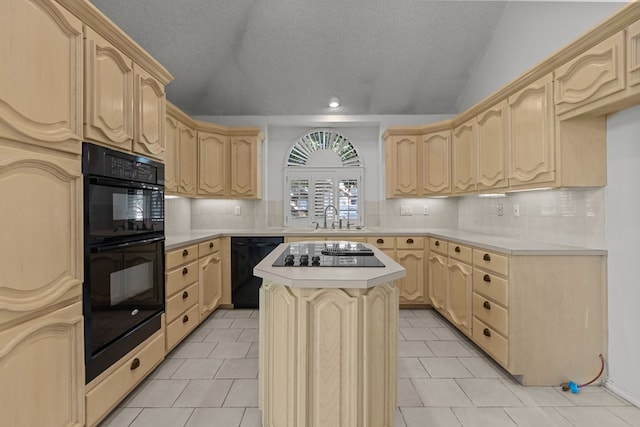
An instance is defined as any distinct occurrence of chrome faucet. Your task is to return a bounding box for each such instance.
[323,204,339,229]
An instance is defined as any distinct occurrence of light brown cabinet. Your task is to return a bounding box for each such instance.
[164,114,179,193]
[230,134,261,198]
[554,32,625,116]
[165,244,200,351]
[395,237,426,305]
[84,27,134,150]
[166,102,197,196]
[476,101,508,191]
[0,0,83,155]
[629,20,640,89]
[452,120,477,195]
[447,243,473,337]
[427,250,447,313]
[133,64,166,160]
[422,130,452,195]
[198,131,228,196]
[385,134,418,197]
[199,239,223,319]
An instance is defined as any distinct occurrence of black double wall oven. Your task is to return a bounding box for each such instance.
[82,143,165,383]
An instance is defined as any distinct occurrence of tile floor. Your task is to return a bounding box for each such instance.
[99,308,640,427]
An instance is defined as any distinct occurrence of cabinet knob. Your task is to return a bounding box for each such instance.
[376,238,384,244]
[183,315,189,323]
[182,291,189,299]
[182,267,189,275]
[182,249,189,257]
[483,274,491,283]
[483,301,491,310]
[435,241,440,246]
[483,253,491,261]
[483,328,491,337]
[130,358,140,370]
[455,246,461,253]
[407,238,414,244]
[209,242,214,249]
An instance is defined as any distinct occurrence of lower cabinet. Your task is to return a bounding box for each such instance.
[0,303,84,427]
[199,238,223,319]
[446,243,473,337]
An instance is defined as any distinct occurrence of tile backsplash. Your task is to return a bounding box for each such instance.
[167,187,605,249]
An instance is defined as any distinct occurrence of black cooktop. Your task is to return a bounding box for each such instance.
[272,242,385,268]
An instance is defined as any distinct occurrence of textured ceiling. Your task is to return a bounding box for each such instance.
[91,0,508,116]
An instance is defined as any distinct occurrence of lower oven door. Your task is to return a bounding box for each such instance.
[84,235,165,383]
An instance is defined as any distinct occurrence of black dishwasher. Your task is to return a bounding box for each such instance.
[231,236,284,308]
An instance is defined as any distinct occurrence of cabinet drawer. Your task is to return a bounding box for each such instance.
[472,293,508,336]
[472,317,508,367]
[199,238,220,257]
[473,269,508,306]
[166,304,200,351]
[448,243,472,263]
[166,261,198,296]
[166,282,199,324]
[366,236,395,250]
[473,249,509,276]
[396,236,424,249]
[429,238,448,254]
[86,331,165,427]
[166,244,198,269]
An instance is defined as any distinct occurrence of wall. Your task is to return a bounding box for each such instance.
[605,104,640,406]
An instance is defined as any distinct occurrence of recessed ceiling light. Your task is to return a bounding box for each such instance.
[328,97,340,108]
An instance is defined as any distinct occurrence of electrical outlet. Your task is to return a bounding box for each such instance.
[513,204,520,217]
[423,205,430,215]
[497,204,503,216]
[234,205,241,216]
[400,205,413,216]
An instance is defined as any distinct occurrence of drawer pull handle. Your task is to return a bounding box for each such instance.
[376,238,384,244]
[483,301,491,310]
[483,274,491,283]
[407,238,414,244]
[455,246,461,253]
[182,291,189,299]
[483,328,491,337]
[483,253,491,261]
[182,267,189,275]
[130,358,140,370]
[209,242,214,249]
[183,315,189,323]
[182,249,189,257]
[435,241,440,246]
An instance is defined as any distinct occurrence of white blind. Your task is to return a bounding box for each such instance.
[313,178,335,219]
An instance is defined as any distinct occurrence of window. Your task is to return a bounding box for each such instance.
[284,129,364,227]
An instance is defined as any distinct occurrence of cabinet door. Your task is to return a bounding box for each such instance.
[396,250,425,304]
[447,260,472,336]
[477,101,508,191]
[178,123,197,196]
[198,131,228,196]
[133,64,165,160]
[422,131,451,195]
[0,0,83,154]
[84,27,134,150]
[428,253,447,314]
[199,250,222,319]
[388,135,418,196]
[230,136,259,198]
[507,74,555,187]
[0,144,82,326]
[452,120,477,194]
[0,303,84,427]
[164,115,179,194]
[555,31,625,115]
[629,20,640,89]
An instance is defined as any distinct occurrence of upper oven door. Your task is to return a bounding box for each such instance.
[87,176,164,244]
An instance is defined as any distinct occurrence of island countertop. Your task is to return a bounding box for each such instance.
[253,241,406,289]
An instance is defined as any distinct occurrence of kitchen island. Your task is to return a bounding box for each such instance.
[254,241,405,427]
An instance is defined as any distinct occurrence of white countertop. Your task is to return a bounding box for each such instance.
[253,242,406,289]
[166,228,606,256]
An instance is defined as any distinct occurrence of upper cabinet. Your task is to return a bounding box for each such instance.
[452,119,477,195]
[230,133,261,198]
[422,130,452,196]
[385,134,418,197]
[198,130,228,197]
[178,122,197,196]
[0,0,83,154]
[554,32,625,117]
[133,64,166,160]
[84,27,134,151]
[476,100,508,192]
[507,74,556,188]
[165,114,180,193]
[629,20,640,90]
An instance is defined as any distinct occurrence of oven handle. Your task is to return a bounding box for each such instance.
[91,236,165,253]
[89,175,163,192]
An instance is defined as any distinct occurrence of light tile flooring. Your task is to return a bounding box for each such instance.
[100,308,640,427]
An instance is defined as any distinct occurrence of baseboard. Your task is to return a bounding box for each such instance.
[605,379,640,407]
